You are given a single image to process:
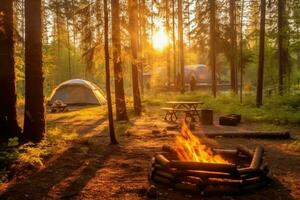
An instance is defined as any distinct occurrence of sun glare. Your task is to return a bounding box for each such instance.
[152,29,169,50]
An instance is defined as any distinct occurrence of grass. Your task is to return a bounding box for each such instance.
[0,127,79,183]
[2,91,299,183]
[143,91,300,126]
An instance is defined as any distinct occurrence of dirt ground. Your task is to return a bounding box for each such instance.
[0,106,299,200]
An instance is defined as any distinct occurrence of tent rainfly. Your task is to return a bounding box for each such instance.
[48,79,107,105]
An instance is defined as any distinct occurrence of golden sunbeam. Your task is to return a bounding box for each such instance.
[152,29,169,50]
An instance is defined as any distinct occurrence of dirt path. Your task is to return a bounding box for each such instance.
[1,107,299,200]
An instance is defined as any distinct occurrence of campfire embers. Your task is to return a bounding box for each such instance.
[148,123,271,195]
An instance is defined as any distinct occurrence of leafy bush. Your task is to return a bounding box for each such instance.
[144,91,300,125]
[0,138,20,183]
[0,127,78,183]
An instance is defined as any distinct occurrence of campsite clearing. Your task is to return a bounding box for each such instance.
[0,105,299,200]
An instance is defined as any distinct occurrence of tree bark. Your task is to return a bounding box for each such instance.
[239,0,244,103]
[138,0,146,95]
[104,0,118,144]
[229,0,237,93]
[23,0,45,142]
[210,0,217,97]
[111,0,128,120]
[172,0,177,87]
[178,0,185,93]
[0,0,21,139]
[129,0,142,115]
[278,0,288,95]
[166,0,171,88]
[256,0,266,107]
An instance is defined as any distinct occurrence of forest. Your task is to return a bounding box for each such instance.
[0,0,299,199]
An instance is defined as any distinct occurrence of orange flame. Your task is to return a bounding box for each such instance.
[175,122,228,163]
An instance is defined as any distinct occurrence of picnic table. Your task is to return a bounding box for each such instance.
[162,101,204,122]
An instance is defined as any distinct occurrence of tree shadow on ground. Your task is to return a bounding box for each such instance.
[0,117,131,200]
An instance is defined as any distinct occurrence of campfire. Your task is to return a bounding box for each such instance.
[148,122,271,195]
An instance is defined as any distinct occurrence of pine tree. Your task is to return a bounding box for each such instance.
[111,0,128,120]
[23,0,45,142]
[278,0,289,95]
[178,0,185,93]
[0,0,21,139]
[229,0,237,93]
[209,0,217,97]
[129,0,142,115]
[104,0,118,144]
[256,0,266,107]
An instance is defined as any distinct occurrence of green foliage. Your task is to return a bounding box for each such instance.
[0,126,78,183]
[144,91,300,125]
[0,138,19,183]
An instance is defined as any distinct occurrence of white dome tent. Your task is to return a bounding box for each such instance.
[48,79,107,105]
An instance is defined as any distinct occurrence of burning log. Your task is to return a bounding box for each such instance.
[152,175,173,185]
[162,144,178,156]
[174,183,200,193]
[168,161,237,174]
[237,145,254,158]
[207,178,243,186]
[238,167,260,175]
[202,185,241,195]
[213,148,238,162]
[149,122,270,195]
[260,162,269,175]
[155,154,170,166]
[152,164,174,173]
[242,178,269,191]
[176,170,234,179]
[250,146,264,169]
[213,148,238,156]
[155,170,176,180]
[176,176,203,185]
[243,176,265,185]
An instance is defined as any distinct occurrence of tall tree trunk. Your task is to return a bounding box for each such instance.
[239,0,245,103]
[172,0,177,86]
[210,0,217,97]
[111,0,128,121]
[278,0,288,95]
[104,0,118,144]
[67,21,72,79]
[138,0,145,95]
[0,0,21,139]
[166,0,171,87]
[256,0,266,107]
[178,0,185,93]
[23,0,45,142]
[229,0,237,93]
[186,0,190,46]
[129,0,142,115]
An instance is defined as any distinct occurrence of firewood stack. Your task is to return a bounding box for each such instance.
[148,145,271,195]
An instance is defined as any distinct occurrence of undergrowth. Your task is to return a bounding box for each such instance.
[0,127,78,183]
[143,91,300,126]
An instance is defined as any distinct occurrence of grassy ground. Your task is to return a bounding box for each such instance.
[143,91,300,126]
[0,103,299,199]
[0,91,299,199]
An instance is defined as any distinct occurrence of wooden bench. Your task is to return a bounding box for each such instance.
[161,107,201,122]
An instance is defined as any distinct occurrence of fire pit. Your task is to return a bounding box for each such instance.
[148,123,271,195]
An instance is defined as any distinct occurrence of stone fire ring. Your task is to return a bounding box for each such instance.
[148,145,272,195]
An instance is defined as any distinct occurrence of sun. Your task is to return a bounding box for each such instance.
[152,29,169,50]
